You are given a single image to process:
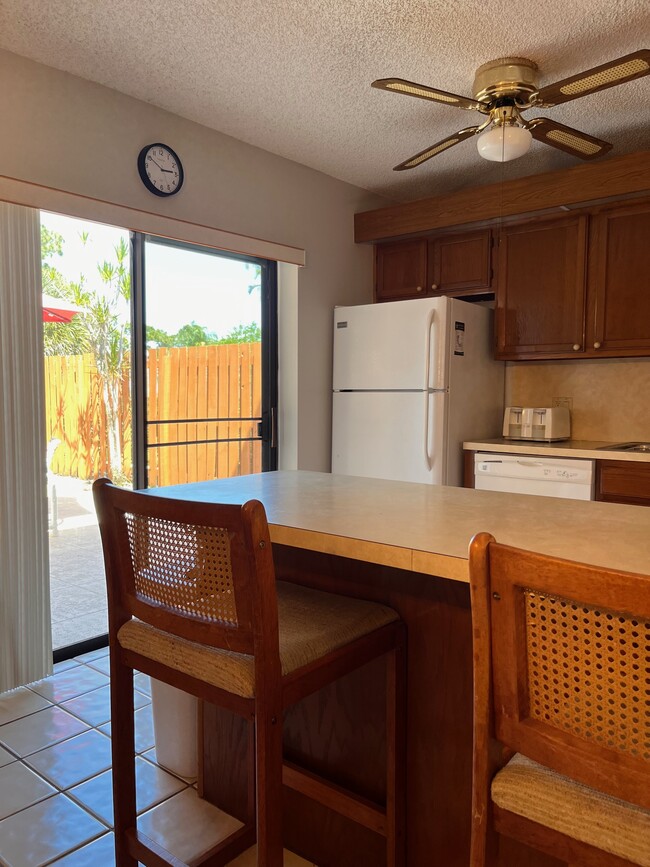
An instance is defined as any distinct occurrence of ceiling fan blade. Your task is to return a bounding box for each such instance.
[526,118,613,160]
[535,49,650,106]
[394,127,479,171]
[373,78,486,112]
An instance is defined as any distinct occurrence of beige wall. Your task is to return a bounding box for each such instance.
[0,49,389,471]
[506,358,650,441]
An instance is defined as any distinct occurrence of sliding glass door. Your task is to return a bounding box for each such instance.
[132,236,277,490]
[44,223,277,657]
[41,212,132,653]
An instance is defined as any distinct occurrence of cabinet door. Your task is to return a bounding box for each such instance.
[588,200,650,356]
[496,216,587,360]
[428,230,492,296]
[375,239,427,302]
[595,460,650,507]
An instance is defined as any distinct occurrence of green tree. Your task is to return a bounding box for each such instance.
[85,236,131,480]
[175,322,218,346]
[42,228,89,356]
[217,322,261,343]
[146,320,260,347]
[41,226,131,481]
[145,325,176,347]
[146,322,218,347]
[246,262,261,295]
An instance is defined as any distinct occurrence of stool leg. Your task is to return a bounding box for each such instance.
[386,631,407,867]
[110,653,137,867]
[254,705,284,867]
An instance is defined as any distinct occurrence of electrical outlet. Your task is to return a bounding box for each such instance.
[552,397,573,411]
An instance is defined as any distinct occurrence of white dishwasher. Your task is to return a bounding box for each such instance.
[474,453,595,500]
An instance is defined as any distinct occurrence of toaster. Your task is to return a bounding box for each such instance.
[503,406,571,442]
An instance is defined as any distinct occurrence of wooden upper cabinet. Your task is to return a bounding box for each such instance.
[495,215,588,359]
[373,194,650,360]
[428,230,492,296]
[375,229,493,302]
[587,200,650,355]
[375,239,427,301]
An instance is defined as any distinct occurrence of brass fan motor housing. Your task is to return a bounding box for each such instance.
[473,57,539,104]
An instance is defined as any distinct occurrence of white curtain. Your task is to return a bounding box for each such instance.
[0,202,51,692]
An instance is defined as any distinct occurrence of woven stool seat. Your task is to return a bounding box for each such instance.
[118,580,399,698]
[492,754,650,867]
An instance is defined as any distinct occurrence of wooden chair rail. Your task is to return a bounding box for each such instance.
[283,761,387,835]
[120,647,254,717]
[494,808,639,867]
[281,621,404,708]
[129,829,186,867]
[194,827,258,867]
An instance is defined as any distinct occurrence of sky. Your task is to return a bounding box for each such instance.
[41,211,261,336]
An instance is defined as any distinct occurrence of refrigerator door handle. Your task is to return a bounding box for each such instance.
[424,308,435,393]
[423,309,436,471]
[424,389,433,471]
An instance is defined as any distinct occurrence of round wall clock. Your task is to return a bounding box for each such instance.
[137,143,184,197]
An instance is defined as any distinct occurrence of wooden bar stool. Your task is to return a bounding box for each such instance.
[468,532,650,867]
[93,478,406,867]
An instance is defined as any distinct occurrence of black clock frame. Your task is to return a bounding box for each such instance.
[137,143,184,197]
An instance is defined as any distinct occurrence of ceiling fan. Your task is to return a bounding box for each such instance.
[372,50,650,170]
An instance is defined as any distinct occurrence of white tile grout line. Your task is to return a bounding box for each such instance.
[0,668,194,862]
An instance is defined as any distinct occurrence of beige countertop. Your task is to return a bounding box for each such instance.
[463,438,650,462]
[150,471,650,584]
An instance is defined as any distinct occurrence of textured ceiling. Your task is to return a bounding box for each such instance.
[1,0,648,203]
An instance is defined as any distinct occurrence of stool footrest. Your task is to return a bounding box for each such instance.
[283,760,387,836]
[129,823,256,867]
[128,828,186,866]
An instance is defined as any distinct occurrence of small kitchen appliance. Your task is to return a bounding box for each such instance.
[502,406,570,442]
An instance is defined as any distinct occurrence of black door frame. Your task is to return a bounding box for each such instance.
[131,233,278,490]
[53,234,278,662]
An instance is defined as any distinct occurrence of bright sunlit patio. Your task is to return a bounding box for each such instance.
[47,474,107,651]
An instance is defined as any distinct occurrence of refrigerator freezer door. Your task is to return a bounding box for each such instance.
[333,298,450,391]
[332,391,448,484]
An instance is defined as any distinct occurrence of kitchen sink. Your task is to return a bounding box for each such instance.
[598,442,650,453]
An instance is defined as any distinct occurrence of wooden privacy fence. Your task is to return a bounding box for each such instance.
[44,343,262,486]
[44,353,132,481]
[146,343,262,487]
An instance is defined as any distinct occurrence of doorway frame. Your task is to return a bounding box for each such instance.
[131,233,278,490]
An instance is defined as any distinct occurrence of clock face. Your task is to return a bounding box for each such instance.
[137,143,184,197]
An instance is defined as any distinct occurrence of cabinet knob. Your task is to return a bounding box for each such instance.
[593,341,602,349]
[431,283,438,291]
[572,344,581,351]
[416,285,423,293]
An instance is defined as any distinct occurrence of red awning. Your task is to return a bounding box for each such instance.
[42,294,86,323]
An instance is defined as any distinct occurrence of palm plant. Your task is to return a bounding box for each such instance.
[42,227,131,482]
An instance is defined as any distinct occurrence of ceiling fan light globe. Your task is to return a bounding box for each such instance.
[477,124,532,162]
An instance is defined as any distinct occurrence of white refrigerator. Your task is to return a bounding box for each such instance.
[331,296,504,487]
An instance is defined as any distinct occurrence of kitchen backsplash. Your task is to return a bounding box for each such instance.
[505,357,650,442]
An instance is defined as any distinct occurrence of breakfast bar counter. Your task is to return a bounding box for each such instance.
[152,470,650,580]
[151,471,650,867]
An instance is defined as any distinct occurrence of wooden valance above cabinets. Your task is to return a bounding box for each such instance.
[360,150,650,361]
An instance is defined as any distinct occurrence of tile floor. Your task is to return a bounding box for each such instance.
[0,647,314,866]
